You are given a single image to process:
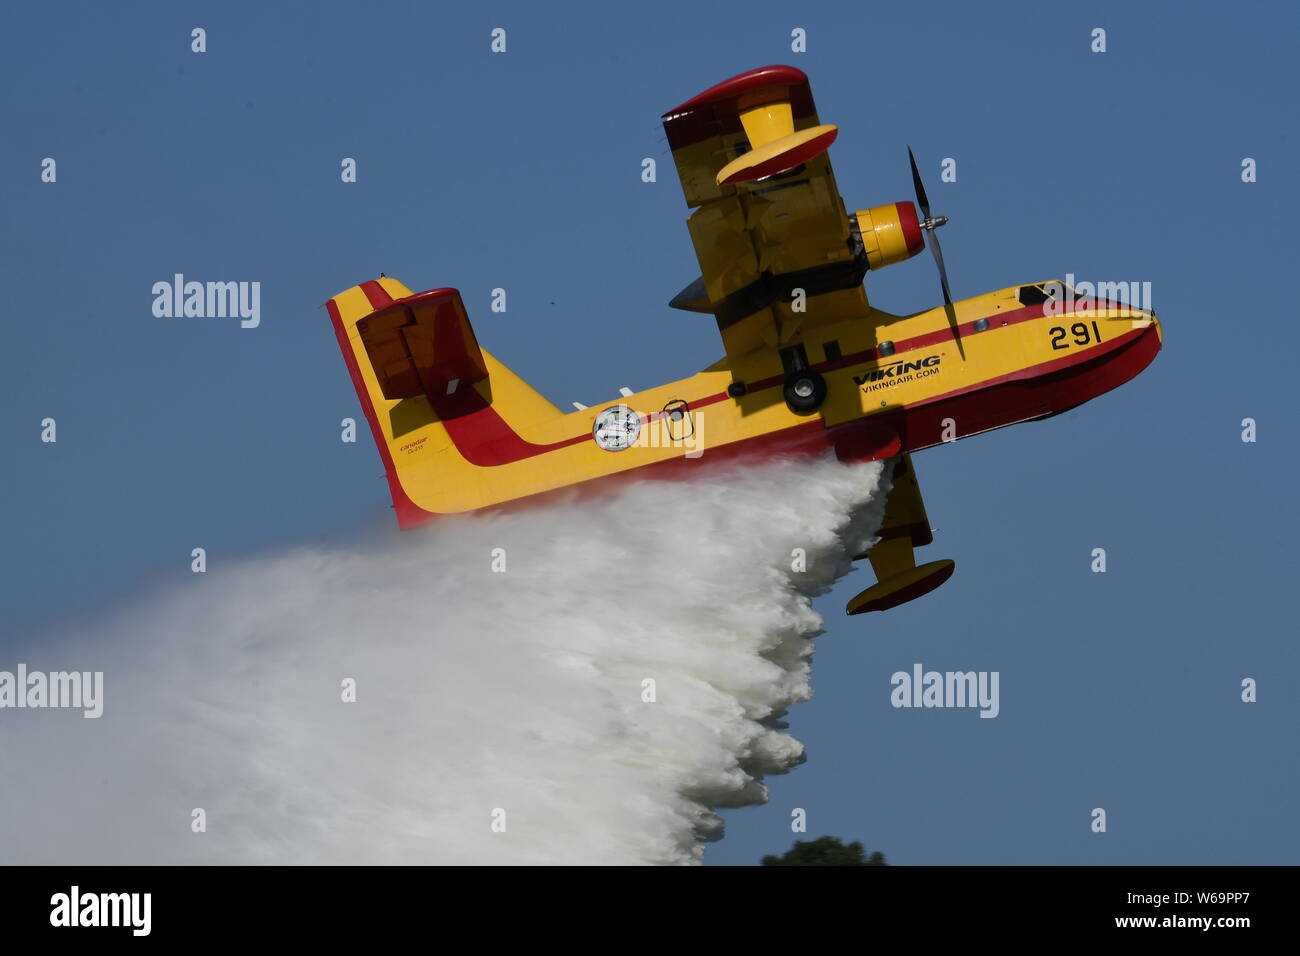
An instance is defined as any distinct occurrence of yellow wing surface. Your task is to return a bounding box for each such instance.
[661,65,869,358]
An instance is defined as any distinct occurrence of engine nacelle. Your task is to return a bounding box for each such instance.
[854,201,925,271]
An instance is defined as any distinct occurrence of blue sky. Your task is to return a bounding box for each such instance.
[2,0,1297,864]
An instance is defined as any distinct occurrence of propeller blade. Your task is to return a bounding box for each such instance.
[929,224,953,306]
[928,226,965,360]
[909,147,964,360]
[907,146,931,221]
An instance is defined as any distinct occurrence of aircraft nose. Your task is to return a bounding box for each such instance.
[1129,309,1162,347]
[1146,311,1163,346]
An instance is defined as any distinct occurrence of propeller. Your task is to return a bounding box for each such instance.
[908,147,964,360]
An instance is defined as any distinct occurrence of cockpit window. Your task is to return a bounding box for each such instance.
[1017,284,1051,306]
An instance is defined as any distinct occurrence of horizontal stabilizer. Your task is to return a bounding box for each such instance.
[356,287,487,402]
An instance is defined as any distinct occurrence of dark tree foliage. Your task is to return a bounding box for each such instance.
[761,835,887,866]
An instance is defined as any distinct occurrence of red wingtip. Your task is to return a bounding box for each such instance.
[665,64,809,116]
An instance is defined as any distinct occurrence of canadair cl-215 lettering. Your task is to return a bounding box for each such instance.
[326,65,1162,615]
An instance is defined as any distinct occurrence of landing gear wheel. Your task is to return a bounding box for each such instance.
[783,369,828,414]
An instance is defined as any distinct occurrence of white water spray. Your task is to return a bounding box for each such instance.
[0,453,888,865]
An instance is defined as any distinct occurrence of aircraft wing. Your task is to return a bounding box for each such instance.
[847,454,955,614]
[661,65,868,358]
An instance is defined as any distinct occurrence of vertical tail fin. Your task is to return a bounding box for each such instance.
[327,277,563,526]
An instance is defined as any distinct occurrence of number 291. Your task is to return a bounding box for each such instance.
[1049,321,1102,350]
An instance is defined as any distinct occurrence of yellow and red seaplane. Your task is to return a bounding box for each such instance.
[326,65,1162,614]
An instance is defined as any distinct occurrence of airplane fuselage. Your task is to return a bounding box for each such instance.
[328,276,1161,526]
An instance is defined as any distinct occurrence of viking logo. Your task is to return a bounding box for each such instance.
[853,354,940,385]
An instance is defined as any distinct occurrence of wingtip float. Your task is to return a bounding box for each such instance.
[327,65,1163,615]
